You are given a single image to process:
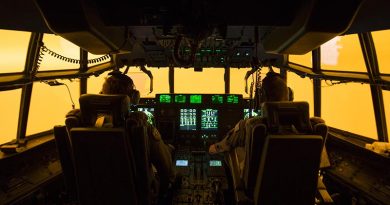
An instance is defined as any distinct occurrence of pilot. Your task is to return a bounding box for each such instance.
[209,71,325,154]
[101,72,176,199]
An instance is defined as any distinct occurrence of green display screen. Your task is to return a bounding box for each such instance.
[211,95,223,104]
[175,95,186,103]
[209,160,222,167]
[159,94,172,103]
[190,95,202,104]
[227,95,239,104]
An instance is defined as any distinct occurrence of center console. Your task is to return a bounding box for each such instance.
[174,148,227,204]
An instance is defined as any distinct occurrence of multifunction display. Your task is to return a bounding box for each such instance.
[180,109,197,131]
[201,109,218,131]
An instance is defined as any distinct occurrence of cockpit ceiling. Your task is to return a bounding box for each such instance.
[0,0,50,33]
[1,0,389,34]
[344,0,390,34]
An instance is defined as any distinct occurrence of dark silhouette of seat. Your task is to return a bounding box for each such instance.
[70,127,137,205]
[253,134,323,205]
[78,94,130,127]
[126,118,154,205]
[54,94,139,205]
[53,125,77,202]
[227,101,327,204]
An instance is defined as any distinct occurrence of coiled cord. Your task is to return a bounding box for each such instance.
[41,44,110,64]
[30,42,45,78]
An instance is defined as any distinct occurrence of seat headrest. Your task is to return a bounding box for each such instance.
[79,94,130,127]
[262,101,312,133]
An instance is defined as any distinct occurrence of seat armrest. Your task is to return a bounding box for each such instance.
[226,147,248,203]
[235,190,253,205]
[226,147,245,189]
[317,177,334,204]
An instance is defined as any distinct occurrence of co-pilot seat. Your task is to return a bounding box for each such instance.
[227,101,328,205]
[126,118,155,205]
[65,94,138,205]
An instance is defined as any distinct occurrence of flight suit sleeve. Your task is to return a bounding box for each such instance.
[148,125,176,193]
[213,119,248,152]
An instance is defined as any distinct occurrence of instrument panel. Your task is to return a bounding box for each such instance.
[153,93,244,147]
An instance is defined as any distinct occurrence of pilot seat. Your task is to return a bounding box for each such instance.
[54,94,154,205]
[226,101,331,205]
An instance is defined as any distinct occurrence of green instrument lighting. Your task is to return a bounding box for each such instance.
[190,95,202,104]
[227,95,239,104]
[159,94,172,103]
[212,95,223,104]
[175,95,186,103]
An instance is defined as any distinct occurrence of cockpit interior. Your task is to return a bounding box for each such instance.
[1,0,390,205]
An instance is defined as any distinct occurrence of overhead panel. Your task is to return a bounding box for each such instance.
[34,0,134,54]
[262,0,365,54]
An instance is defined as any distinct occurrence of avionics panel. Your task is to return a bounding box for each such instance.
[159,94,172,103]
[226,94,239,104]
[243,108,261,119]
[190,94,202,104]
[155,94,244,143]
[209,160,222,167]
[137,107,155,125]
[175,94,187,103]
[211,95,223,104]
[156,94,242,105]
[179,108,197,131]
[201,109,218,131]
[176,159,189,167]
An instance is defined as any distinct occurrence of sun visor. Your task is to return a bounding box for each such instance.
[262,0,364,55]
[34,0,134,54]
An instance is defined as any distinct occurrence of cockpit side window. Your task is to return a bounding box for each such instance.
[88,70,110,94]
[289,51,312,68]
[287,72,314,117]
[320,34,366,72]
[88,53,111,67]
[0,29,30,74]
[26,81,79,136]
[230,68,252,98]
[372,29,390,74]
[0,89,21,144]
[383,91,390,138]
[322,82,377,139]
[39,34,80,71]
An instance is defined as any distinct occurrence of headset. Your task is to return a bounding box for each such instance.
[105,71,140,104]
[256,72,294,107]
[288,87,294,101]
